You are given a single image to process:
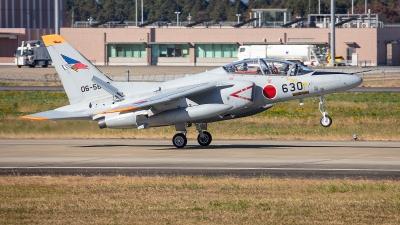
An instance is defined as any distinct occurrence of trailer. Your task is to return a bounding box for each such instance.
[14,40,52,68]
[238,45,321,66]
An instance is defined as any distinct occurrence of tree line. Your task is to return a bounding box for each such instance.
[66,0,400,26]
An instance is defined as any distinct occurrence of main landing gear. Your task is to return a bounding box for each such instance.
[196,123,212,146]
[172,123,212,148]
[318,96,332,127]
[172,133,187,148]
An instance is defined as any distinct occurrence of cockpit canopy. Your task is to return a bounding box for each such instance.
[222,58,314,76]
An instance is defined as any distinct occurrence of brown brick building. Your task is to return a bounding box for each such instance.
[59,26,400,66]
[1,2,400,66]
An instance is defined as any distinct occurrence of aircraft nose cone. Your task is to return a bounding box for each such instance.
[351,75,363,87]
[343,74,363,89]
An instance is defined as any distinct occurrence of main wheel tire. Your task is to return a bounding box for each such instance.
[320,115,333,127]
[197,131,212,146]
[29,62,36,68]
[172,133,187,148]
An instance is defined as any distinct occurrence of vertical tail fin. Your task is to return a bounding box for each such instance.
[42,34,110,104]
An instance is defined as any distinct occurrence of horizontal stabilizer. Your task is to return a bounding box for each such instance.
[92,76,125,101]
[21,110,91,120]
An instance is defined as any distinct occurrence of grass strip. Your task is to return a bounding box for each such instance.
[1,91,399,140]
[0,176,399,224]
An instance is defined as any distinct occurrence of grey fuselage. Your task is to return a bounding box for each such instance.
[93,63,362,129]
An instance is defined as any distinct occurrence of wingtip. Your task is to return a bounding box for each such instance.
[42,34,68,47]
[20,115,48,121]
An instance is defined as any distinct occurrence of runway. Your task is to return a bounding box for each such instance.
[0,139,399,179]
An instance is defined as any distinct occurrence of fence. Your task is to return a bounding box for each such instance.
[358,60,372,67]
[73,21,266,29]
[0,70,399,83]
[0,73,191,83]
[0,73,60,82]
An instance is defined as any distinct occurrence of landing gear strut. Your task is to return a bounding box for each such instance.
[318,96,332,127]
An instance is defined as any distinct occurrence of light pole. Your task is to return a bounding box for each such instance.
[175,11,181,27]
[318,0,320,14]
[330,0,335,66]
[135,0,137,26]
[141,0,143,24]
[236,14,241,23]
[55,0,59,34]
[187,13,192,24]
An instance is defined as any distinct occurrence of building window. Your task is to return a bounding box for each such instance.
[195,44,238,58]
[151,44,190,58]
[108,44,146,58]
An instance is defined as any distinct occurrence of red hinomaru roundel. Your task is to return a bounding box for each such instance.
[262,84,277,99]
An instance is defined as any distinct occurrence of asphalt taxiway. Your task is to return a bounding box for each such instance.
[0,139,399,179]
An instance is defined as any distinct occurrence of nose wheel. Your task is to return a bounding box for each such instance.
[320,115,332,127]
[318,96,333,127]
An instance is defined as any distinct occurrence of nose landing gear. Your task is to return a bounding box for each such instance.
[318,96,332,127]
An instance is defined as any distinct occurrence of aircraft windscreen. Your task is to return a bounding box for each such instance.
[223,58,314,76]
[292,62,314,75]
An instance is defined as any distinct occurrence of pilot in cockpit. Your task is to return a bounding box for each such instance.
[280,63,289,74]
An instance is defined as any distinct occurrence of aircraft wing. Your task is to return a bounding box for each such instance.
[21,110,91,121]
[97,81,232,114]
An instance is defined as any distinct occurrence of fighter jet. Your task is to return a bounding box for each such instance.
[22,34,363,148]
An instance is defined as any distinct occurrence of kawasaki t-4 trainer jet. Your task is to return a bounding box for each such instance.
[22,34,363,148]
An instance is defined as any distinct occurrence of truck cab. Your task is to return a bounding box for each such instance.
[14,40,52,68]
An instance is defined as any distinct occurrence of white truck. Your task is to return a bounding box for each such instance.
[14,40,52,68]
[238,45,320,66]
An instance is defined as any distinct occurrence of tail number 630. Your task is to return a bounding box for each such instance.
[282,82,303,93]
